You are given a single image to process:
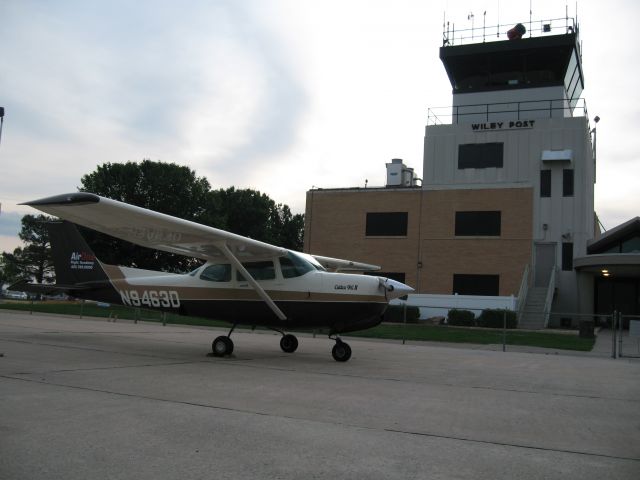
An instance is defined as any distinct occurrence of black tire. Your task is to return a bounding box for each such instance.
[280,334,299,353]
[212,336,234,357]
[331,341,352,362]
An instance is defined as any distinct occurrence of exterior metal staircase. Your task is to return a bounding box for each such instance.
[518,287,548,330]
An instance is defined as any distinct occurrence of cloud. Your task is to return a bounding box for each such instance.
[0,211,22,238]
[0,0,307,206]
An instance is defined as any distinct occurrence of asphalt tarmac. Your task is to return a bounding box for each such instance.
[1,310,639,479]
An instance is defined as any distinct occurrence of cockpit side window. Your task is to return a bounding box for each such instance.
[200,264,232,282]
[280,252,315,278]
[237,261,276,281]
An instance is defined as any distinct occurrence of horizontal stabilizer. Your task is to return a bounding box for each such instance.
[8,279,92,295]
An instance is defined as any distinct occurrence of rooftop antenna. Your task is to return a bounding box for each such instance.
[483,11,486,42]
[443,10,449,46]
[529,0,533,37]
[497,0,500,38]
[468,12,475,40]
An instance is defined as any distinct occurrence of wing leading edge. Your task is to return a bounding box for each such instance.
[23,193,286,262]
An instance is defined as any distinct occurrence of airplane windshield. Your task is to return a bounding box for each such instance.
[280,252,322,278]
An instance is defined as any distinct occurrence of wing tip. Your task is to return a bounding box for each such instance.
[21,192,101,207]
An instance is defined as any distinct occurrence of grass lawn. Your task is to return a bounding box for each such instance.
[0,301,595,352]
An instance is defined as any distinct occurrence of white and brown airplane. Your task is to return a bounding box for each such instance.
[15,192,413,361]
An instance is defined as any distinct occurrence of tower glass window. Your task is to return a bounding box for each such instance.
[563,169,574,197]
[562,243,573,271]
[458,143,504,169]
[540,170,551,197]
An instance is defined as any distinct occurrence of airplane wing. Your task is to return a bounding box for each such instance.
[312,254,380,272]
[23,193,286,262]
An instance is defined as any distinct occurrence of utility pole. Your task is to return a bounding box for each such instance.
[0,107,4,146]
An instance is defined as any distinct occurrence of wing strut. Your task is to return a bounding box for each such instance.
[218,243,287,321]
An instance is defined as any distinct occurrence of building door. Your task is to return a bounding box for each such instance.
[595,278,639,328]
[534,243,556,287]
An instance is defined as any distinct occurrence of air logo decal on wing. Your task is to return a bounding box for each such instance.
[70,251,96,270]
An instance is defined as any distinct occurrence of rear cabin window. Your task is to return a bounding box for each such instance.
[237,261,276,281]
[200,264,231,282]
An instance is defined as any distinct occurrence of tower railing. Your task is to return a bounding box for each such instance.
[442,15,577,47]
[427,98,588,126]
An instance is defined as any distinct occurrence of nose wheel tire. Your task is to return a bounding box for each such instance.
[280,334,299,353]
[331,340,352,362]
[212,336,234,357]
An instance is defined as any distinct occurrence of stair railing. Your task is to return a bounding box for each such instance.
[543,265,557,328]
[515,264,530,326]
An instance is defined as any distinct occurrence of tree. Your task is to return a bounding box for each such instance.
[1,214,54,284]
[79,160,218,272]
[212,187,304,250]
[0,254,11,287]
[80,159,214,222]
[78,160,304,271]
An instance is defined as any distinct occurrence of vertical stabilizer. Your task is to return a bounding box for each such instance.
[47,221,110,286]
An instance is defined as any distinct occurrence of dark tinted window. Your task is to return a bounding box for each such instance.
[237,261,276,281]
[540,169,551,197]
[453,274,500,296]
[563,169,574,197]
[562,243,573,271]
[622,237,640,253]
[458,143,504,169]
[200,264,231,282]
[366,212,408,236]
[455,211,501,236]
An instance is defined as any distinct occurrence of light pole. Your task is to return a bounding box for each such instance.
[591,115,600,181]
[0,107,4,146]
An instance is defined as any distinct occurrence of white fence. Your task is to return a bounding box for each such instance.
[391,293,517,320]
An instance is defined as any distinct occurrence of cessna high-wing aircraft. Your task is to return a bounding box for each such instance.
[16,193,413,361]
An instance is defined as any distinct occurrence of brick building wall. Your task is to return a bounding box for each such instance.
[304,186,533,296]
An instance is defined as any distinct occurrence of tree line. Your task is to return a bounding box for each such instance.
[1,160,305,284]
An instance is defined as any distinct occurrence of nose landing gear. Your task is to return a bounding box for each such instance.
[330,336,352,362]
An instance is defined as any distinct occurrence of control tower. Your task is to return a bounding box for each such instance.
[423,15,596,326]
[304,13,608,327]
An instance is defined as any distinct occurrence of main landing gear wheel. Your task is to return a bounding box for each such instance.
[212,336,234,357]
[331,340,352,362]
[279,334,299,353]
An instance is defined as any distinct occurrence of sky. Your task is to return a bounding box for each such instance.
[1,0,639,252]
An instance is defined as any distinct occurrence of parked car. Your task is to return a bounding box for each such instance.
[3,290,28,300]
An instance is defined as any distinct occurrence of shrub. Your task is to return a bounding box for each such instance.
[382,305,421,323]
[447,309,476,326]
[477,309,517,329]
